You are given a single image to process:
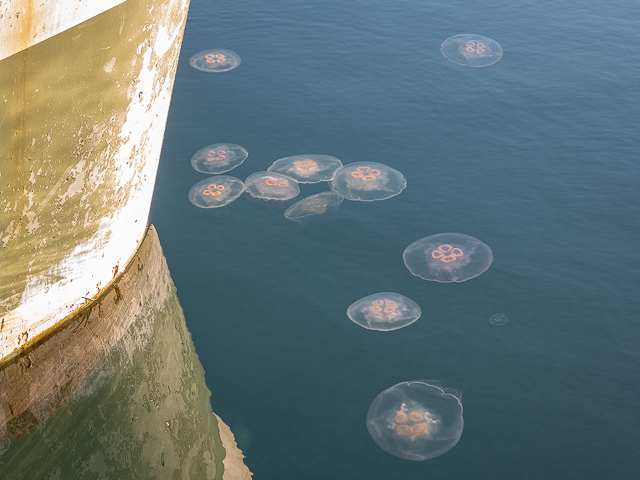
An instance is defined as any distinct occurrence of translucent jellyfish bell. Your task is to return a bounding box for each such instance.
[489,313,508,326]
[403,233,493,283]
[366,381,464,461]
[191,143,249,174]
[331,162,406,201]
[347,293,421,331]
[189,49,241,72]
[188,176,245,208]
[440,34,503,67]
[284,192,344,221]
[244,172,300,201]
[267,154,343,183]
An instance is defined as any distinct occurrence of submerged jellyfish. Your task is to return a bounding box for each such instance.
[403,233,493,283]
[347,293,421,331]
[331,162,406,201]
[188,176,245,208]
[267,154,343,183]
[244,172,300,201]
[284,192,344,221]
[191,143,249,174]
[489,313,508,326]
[189,49,241,72]
[440,34,503,67]
[367,380,464,461]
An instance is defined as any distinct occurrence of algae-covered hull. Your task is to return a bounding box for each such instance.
[0,0,188,362]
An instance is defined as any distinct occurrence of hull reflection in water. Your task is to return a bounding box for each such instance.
[0,226,251,479]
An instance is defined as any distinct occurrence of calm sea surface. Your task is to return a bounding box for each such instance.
[150,0,640,478]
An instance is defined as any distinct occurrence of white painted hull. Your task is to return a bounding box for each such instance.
[0,0,189,362]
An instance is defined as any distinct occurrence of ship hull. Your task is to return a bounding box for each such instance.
[1,0,189,362]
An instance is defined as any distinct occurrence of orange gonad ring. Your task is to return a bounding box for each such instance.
[396,424,413,436]
[431,244,464,263]
[203,184,225,196]
[351,166,381,181]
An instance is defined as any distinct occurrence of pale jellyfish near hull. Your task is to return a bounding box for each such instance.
[441,34,503,67]
[191,143,248,174]
[267,154,343,183]
[331,162,406,201]
[189,49,241,72]
[347,292,421,331]
[403,233,493,283]
[284,192,344,221]
[366,381,464,461]
[188,176,245,208]
[244,172,300,201]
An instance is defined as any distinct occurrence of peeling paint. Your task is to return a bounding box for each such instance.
[0,0,191,361]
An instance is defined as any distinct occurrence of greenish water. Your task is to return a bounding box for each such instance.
[0,255,229,479]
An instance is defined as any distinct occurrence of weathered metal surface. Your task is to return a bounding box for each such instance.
[0,0,127,62]
[0,226,252,479]
[0,0,190,361]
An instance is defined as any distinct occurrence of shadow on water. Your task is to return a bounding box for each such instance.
[0,227,251,480]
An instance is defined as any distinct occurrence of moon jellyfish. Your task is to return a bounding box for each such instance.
[189,49,241,72]
[347,293,421,331]
[244,172,300,201]
[267,154,343,183]
[440,34,503,67]
[489,313,508,326]
[188,176,245,208]
[331,162,406,201]
[367,380,464,461]
[191,143,249,174]
[403,233,493,283]
[284,192,344,221]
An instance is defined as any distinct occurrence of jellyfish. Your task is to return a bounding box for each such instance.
[188,176,245,208]
[191,143,249,174]
[244,172,300,201]
[366,380,464,461]
[331,162,406,201]
[403,233,493,283]
[440,34,503,67]
[489,313,508,326]
[267,154,343,183]
[347,293,421,331]
[284,192,344,221]
[189,49,241,72]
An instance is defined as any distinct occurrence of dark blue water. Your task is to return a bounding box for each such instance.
[150,1,640,478]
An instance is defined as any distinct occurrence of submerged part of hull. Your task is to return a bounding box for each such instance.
[0,0,189,361]
[0,225,252,479]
